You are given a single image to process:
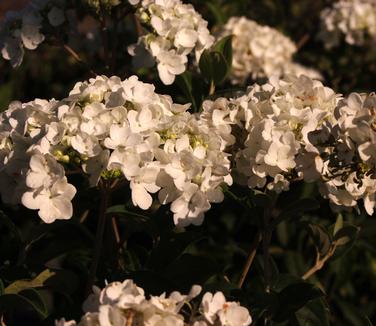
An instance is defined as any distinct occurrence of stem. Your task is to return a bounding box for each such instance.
[209,80,216,96]
[302,243,337,280]
[86,182,111,294]
[133,14,143,37]
[63,44,97,77]
[238,231,262,288]
[296,33,310,50]
[262,193,278,293]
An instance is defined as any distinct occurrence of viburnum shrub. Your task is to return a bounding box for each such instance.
[0,0,375,325]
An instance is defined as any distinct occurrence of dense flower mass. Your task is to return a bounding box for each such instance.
[0,75,232,226]
[56,279,252,326]
[202,75,340,193]
[319,0,376,48]
[1,72,375,224]
[312,92,376,214]
[217,17,322,84]
[0,0,66,67]
[128,0,214,85]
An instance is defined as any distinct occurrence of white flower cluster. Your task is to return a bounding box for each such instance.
[312,92,376,214]
[319,0,376,48]
[217,17,322,84]
[0,75,231,226]
[56,279,252,326]
[202,75,340,193]
[128,0,214,85]
[0,0,66,67]
[202,74,376,215]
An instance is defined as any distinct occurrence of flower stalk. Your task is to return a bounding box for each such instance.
[86,180,111,294]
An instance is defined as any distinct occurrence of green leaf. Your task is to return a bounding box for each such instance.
[274,282,324,322]
[0,210,23,243]
[199,50,228,85]
[106,205,158,237]
[305,223,332,256]
[106,205,150,221]
[0,288,48,319]
[129,271,176,296]
[333,225,359,246]
[44,269,80,295]
[331,225,360,260]
[164,254,220,290]
[294,297,330,326]
[147,231,202,271]
[333,214,343,236]
[206,2,226,24]
[336,300,373,326]
[214,35,233,70]
[272,199,320,228]
[175,71,197,111]
[4,269,55,294]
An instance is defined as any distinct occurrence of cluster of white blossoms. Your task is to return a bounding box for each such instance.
[202,75,340,193]
[217,17,322,85]
[128,0,214,85]
[0,75,232,226]
[0,0,66,67]
[319,0,376,48]
[56,279,252,326]
[311,92,376,214]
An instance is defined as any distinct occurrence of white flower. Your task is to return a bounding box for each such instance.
[217,303,252,326]
[56,279,251,326]
[100,279,145,308]
[129,0,214,84]
[130,166,161,210]
[217,17,297,83]
[201,292,227,324]
[22,177,76,223]
[156,50,187,85]
[319,0,376,48]
[71,132,102,157]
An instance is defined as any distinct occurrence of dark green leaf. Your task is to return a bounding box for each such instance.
[336,300,373,326]
[44,269,80,295]
[164,254,220,290]
[214,35,233,70]
[199,50,228,85]
[331,225,360,260]
[0,288,48,319]
[333,214,344,236]
[206,2,226,24]
[294,297,330,326]
[333,225,359,246]
[147,231,202,271]
[274,282,324,322]
[175,71,197,111]
[305,223,332,256]
[0,210,23,243]
[271,198,320,228]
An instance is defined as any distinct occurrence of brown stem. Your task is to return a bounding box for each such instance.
[238,231,262,288]
[262,194,277,293]
[86,182,111,295]
[111,216,121,245]
[133,14,143,37]
[63,44,96,77]
[302,243,337,280]
[296,33,310,50]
